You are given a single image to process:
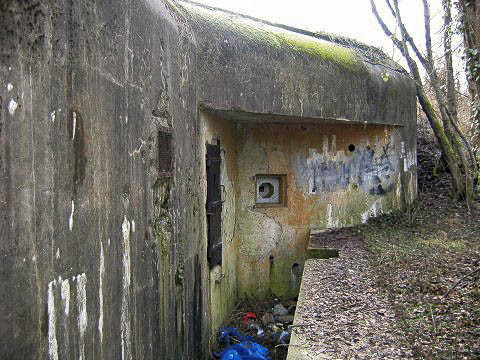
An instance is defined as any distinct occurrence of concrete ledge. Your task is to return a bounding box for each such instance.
[307,247,339,259]
[286,259,319,360]
[287,231,412,359]
[307,229,339,260]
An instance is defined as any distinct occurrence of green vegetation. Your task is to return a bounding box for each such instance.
[152,178,172,258]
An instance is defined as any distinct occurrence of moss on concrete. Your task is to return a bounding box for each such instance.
[154,222,169,256]
[152,179,173,258]
[339,187,372,224]
[387,86,398,100]
[275,33,365,74]
[307,247,339,259]
[269,254,304,299]
[181,2,367,75]
[184,4,281,48]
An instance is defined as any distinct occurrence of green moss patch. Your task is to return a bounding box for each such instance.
[307,247,339,259]
[275,33,364,74]
[181,2,367,75]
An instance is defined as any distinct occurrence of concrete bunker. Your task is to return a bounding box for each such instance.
[185,0,417,346]
[0,0,417,358]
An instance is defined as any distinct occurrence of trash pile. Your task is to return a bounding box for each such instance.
[212,294,297,360]
[214,327,270,360]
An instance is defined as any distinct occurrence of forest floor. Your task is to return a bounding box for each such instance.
[359,129,480,359]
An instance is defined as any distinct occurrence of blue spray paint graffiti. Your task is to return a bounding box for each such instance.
[299,139,400,196]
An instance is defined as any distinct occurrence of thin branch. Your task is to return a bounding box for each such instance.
[385,1,395,18]
[370,0,405,53]
[244,292,268,332]
[446,107,479,177]
[393,0,411,59]
[392,0,426,82]
[424,0,434,68]
[385,0,428,64]
[444,267,480,297]
[420,0,459,144]
[456,89,469,99]
[443,0,458,122]
[421,0,448,107]
[429,304,437,335]
[387,0,434,78]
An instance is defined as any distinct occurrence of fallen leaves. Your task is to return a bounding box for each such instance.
[292,234,413,359]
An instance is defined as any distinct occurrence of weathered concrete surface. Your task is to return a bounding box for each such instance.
[181,0,418,223]
[179,1,416,127]
[200,111,239,333]
[0,1,206,359]
[234,123,413,299]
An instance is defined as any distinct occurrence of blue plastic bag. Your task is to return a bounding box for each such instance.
[217,327,253,346]
[214,327,270,360]
[218,341,270,360]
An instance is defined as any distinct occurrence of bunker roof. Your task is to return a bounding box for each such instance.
[178,1,405,75]
[177,1,416,127]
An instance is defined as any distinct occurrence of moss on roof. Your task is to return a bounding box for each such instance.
[178,1,405,76]
[276,34,363,74]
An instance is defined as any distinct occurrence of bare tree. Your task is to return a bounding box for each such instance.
[370,0,478,202]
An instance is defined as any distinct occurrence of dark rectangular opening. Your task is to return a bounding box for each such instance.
[157,126,174,178]
[206,141,222,268]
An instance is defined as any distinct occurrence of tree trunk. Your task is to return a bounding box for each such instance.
[443,0,458,123]
[416,81,467,199]
[460,0,480,145]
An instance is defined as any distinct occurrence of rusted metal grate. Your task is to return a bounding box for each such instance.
[157,127,174,177]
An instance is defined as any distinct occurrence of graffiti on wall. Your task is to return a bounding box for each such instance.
[303,137,400,196]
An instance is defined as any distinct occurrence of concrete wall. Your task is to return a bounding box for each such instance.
[234,122,414,298]
[0,1,210,359]
[195,112,416,302]
[180,1,417,301]
[199,111,239,333]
